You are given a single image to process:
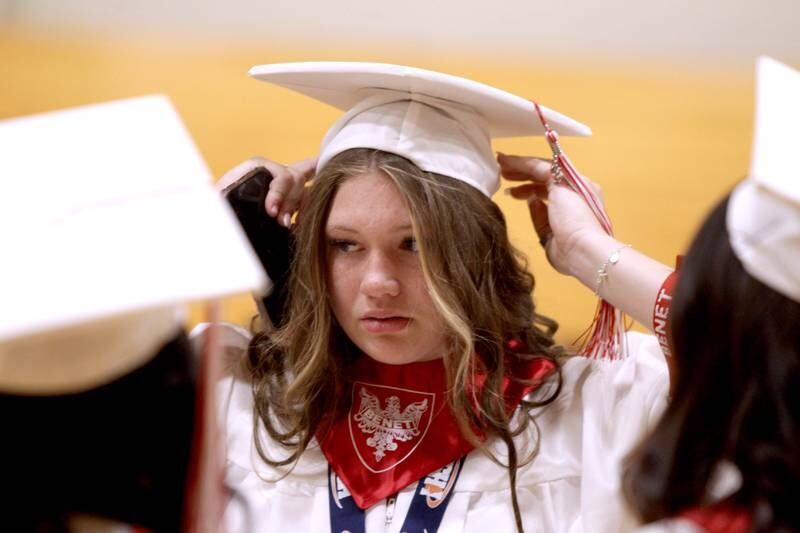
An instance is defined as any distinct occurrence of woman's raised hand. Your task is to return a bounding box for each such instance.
[217,156,318,227]
[498,153,608,276]
[498,152,673,328]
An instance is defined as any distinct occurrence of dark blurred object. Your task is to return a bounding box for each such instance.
[0,332,197,533]
[223,167,293,327]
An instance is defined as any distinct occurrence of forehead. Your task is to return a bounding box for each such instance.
[325,169,411,228]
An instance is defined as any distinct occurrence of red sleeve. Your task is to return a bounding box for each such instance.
[652,255,683,359]
[653,270,677,358]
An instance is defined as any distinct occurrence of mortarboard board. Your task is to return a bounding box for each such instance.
[0,95,268,393]
[249,61,591,197]
[727,57,800,303]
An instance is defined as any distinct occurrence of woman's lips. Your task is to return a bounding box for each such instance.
[360,317,410,333]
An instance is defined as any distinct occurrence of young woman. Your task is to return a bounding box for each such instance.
[217,62,670,532]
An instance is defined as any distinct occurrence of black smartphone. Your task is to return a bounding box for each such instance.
[223,167,293,328]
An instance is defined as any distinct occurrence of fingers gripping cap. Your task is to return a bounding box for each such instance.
[249,62,591,197]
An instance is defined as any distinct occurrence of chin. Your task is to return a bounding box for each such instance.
[361,350,419,366]
[358,341,442,366]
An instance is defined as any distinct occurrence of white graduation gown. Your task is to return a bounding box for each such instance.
[220,331,669,532]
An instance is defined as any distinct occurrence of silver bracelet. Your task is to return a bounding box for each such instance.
[595,244,631,296]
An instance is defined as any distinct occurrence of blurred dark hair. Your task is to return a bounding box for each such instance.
[623,195,800,531]
[0,332,197,532]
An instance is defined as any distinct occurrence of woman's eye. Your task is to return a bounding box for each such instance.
[401,237,418,253]
[328,239,358,252]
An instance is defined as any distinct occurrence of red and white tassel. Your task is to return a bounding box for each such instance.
[533,102,628,360]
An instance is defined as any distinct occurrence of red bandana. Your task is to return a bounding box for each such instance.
[316,346,556,509]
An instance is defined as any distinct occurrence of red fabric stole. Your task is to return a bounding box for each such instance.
[316,348,556,509]
[681,502,751,533]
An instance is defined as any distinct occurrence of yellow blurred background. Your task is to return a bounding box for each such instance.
[1,17,791,344]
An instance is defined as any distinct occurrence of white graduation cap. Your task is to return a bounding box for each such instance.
[727,56,800,302]
[249,61,591,197]
[0,95,268,393]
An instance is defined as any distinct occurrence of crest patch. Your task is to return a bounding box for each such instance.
[348,382,435,473]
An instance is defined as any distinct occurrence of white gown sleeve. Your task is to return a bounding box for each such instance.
[220,369,337,531]
[448,331,670,532]
[571,331,671,531]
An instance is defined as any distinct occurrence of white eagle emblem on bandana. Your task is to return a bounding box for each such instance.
[353,386,429,462]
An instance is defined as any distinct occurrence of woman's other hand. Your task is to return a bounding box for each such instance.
[217,156,318,228]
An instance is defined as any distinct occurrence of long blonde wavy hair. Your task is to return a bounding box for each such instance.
[248,148,564,531]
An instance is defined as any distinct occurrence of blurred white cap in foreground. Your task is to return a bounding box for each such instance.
[0,95,267,393]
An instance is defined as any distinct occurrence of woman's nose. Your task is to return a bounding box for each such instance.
[360,253,401,298]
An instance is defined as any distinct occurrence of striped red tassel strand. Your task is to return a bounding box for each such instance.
[532,102,627,360]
